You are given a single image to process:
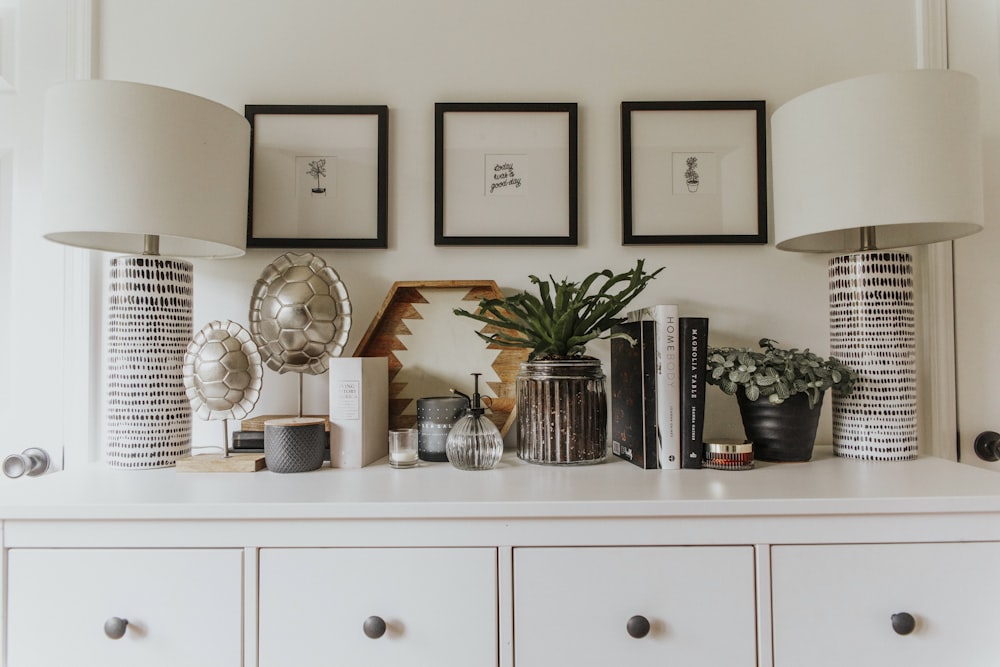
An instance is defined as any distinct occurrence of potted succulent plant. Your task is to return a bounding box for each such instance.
[706,338,858,462]
[454,260,662,465]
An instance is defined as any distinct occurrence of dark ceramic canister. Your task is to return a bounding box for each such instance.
[736,392,822,462]
[416,396,468,462]
[264,417,327,473]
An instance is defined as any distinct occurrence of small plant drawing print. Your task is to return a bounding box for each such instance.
[672,151,715,196]
[306,158,327,195]
[684,156,700,192]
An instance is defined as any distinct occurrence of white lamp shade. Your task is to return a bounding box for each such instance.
[42,80,250,258]
[772,70,983,252]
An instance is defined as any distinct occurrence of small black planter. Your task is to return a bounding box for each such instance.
[736,392,823,462]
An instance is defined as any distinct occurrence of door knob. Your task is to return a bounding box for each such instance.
[974,431,1000,462]
[2,448,50,478]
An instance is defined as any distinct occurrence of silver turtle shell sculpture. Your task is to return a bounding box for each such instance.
[249,252,352,375]
[182,320,264,421]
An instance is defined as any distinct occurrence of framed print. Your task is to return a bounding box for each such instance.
[435,102,578,246]
[621,100,766,245]
[246,105,388,248]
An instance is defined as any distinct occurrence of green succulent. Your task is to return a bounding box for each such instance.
[706,338,858,409]
[453,260,663,361]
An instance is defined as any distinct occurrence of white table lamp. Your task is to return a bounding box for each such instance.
[42,80,250,468]
[772,69,983,460]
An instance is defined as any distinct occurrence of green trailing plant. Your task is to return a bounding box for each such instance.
[706,338,858,409]
[453,260,663,361]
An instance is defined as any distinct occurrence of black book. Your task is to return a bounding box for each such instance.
[679,317,709,469]
[610,320,658,469]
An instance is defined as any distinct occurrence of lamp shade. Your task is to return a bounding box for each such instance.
[42,80,250,258]
[772,70,983,252]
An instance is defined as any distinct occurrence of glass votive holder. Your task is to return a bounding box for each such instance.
[388,428,419,468]
[703,439,754,471]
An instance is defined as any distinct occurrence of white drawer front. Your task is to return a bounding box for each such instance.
[771,542,1000,666]
[258,547,497,666]
[6,548,243,667]
[514,546,757,667]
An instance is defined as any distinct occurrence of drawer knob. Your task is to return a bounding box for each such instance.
[103,617,129,640]
[891,612,916,635]
[626,614,651,639]
[975,431,1000,462]
[363,615,387,639]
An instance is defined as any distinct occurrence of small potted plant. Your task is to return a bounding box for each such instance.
[706,338,858,462]
[454,260,662,465]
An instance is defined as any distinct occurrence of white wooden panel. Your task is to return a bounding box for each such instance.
[513,546,757,667]
[6,548,243,666]
[950,0,1000,469]
[771,542,1000,666]
[259,547,498,667]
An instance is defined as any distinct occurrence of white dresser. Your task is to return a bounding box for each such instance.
[3,449,1000,666]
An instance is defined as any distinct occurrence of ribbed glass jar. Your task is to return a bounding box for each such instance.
[445,412,504,470]
[516,359,607,465]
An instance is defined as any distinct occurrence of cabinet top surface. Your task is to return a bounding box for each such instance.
[2,448,1000,521]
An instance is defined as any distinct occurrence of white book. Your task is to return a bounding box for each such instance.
[626,305,680,469]
[328,357,389,468]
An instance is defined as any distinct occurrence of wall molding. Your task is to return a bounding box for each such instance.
[914,0,960,460]
[61,0,100,467]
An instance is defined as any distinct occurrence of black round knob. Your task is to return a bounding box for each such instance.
[626,615,651,639]
[103,617,129,640]
[891,612,916,635]
[975,432,1000,462]
[363,615,387,639]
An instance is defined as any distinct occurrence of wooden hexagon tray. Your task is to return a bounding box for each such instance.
[353,280,527,435]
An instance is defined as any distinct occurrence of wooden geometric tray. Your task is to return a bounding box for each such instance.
[353,280,528,435]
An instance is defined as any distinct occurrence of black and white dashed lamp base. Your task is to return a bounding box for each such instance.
[829,251,917,461]
[105,256,193,468]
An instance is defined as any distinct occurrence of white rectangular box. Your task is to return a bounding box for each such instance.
[328,357,388,468]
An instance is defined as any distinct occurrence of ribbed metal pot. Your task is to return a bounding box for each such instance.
[516,359,607,465]
[736,392,823,462]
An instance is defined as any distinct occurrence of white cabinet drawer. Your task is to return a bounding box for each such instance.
[771,542,1000,666]
[513,546,757,666]
[258,547,497,666]
[6,548,243,667]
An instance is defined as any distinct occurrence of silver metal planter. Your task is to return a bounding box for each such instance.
[516,359,607,465]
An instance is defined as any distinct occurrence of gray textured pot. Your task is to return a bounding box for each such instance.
[264,418,326,473]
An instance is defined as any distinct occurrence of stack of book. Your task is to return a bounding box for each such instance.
[610,305,708,470]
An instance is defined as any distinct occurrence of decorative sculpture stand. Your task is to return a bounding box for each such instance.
[248,252,353,472]
[176,320,265,472]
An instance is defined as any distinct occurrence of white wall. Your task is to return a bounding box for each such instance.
[57,0,928,453]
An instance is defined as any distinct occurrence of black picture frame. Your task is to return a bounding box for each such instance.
[246,104,388,249]
[435,102,578,246]
[621,100,767,245]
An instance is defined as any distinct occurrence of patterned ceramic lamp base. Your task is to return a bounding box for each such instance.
[829,251,917,461]
[105,256,193,468]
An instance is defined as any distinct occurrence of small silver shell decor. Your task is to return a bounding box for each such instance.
[249,252,352,375]
[182,320,263,421]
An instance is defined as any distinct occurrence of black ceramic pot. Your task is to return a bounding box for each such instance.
[736,392,823,462]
